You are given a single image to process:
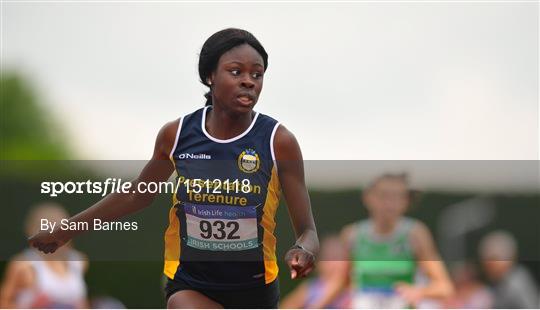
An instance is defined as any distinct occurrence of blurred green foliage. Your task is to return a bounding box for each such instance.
[1,72,70,160]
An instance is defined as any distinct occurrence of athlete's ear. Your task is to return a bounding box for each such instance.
[209,72,216,86]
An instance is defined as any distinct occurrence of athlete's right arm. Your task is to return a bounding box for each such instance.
[28,120,180,254]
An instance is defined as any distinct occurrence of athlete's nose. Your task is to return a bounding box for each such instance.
[240,75,255,89]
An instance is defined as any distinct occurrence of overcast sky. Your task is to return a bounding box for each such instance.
[2,1,538,190]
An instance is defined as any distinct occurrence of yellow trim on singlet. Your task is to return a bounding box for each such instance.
[163,144,181,279]
[261,166,281,284]
[163,188,181,279]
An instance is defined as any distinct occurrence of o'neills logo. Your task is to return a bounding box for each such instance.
[178,153,212,160]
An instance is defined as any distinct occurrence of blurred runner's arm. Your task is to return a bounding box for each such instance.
[396,222,454,304]
[28,120,179,253]
[0,258,34,308]
[308,270,350,309]
[274,125,319,279]
[295,224,359,308]
[280,281,309,308]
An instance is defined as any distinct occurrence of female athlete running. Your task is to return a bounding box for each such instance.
[340,173,453,308]
[28,28,319,308]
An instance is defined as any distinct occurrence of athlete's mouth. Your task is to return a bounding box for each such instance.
[236,93,255,105]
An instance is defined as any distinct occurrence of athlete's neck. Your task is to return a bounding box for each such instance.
[372,218,398,236]
[205,106,255,140]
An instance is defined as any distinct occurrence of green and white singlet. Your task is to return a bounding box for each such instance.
[351,217,417,308]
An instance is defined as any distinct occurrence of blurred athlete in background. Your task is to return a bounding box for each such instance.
[339,173,453,308]
[1,203,88,308]
[480,230,538,309]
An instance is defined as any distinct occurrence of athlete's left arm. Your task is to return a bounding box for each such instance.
[274,125,319,279]
[396,222,454,304]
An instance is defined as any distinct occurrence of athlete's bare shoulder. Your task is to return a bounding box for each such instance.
[3,255,35,288]
[409,220,437,259]
[273,124,302,161]
[154,119,181,159]
[409,220,432,244]
[341,223,359,251]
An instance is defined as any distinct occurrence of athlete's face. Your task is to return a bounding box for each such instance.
[364,179,409,222]
[209,44,264,114]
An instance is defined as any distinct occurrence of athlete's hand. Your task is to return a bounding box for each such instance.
[285,245,316,279]
[395,282,424,306]
[28,229,70,254]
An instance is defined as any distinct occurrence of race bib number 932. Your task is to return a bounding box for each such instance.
[184,203,258,251]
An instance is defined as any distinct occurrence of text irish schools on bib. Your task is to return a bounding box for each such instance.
[40,219,138,233]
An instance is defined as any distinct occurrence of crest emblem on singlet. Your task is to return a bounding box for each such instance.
[238,148,260,173]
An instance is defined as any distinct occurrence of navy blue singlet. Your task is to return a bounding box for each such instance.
[163,106,281,289]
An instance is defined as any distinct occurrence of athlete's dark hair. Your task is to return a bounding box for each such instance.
[198,28,269,106]
[366,173,409,191]
[364,172,421,207]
